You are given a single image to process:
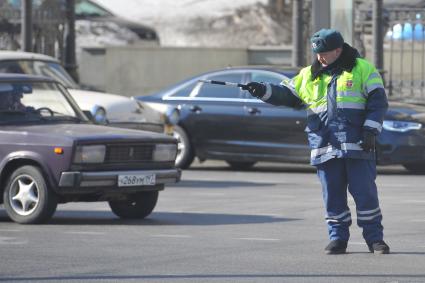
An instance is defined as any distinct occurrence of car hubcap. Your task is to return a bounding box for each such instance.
[173,130,185,165]
[9,175,40,216]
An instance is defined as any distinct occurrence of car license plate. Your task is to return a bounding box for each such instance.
[118,174,156,187]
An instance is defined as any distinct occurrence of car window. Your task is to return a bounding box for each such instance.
[197,73,243,99]
[0,61,24,74]
[75,0,114,17]
[0,81,86,124]
[170,81,198,97]
[0,60,79,89]
[251,71,285,85]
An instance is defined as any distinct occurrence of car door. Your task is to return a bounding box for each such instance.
[178,71,249,159]
[241,70,310,163]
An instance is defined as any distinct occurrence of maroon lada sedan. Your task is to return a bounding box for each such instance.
[0,74,180,224]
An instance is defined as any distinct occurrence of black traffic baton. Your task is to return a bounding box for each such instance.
[198,79,249,90]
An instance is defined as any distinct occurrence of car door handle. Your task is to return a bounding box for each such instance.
[189,105,202,113]
[247,107,261,115]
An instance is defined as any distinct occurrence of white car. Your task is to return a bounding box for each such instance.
[0,51,177,134]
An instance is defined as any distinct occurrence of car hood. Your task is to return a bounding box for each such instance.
[387,101,425,123]
[68,89,162,124]
[2,124,174,145]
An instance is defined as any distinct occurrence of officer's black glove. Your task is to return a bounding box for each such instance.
[360,130,376,152]
[246,82,266,98]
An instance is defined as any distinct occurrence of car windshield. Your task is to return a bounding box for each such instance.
[0,60,79,89]
[75,0,113,17]
[0,81,87,125]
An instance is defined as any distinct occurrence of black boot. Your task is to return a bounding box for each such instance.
[367,240,390,254]
[325,240,347,254]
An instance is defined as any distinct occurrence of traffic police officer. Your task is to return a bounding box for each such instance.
[246,29,390,254]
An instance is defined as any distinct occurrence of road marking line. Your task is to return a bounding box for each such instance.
[401,200,425,203]
[151,234,192,238]
[410,219,425,222]
[235,237,280,242]
[0,229,22,232]
[0,236,27,245]
[64,231,105,235]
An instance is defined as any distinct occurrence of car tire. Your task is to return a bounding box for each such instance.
[3,165,58,224]
[226,161,256,170]
[109,191,159,219]
[173,125,194,169]
[403,163,425,174]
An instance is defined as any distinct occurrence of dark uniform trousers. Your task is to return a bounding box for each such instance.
[316,158,384,244]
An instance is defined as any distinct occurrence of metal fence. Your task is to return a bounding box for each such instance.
[385,8,425,101]
[355,7,425,102]
[0,1,65,60]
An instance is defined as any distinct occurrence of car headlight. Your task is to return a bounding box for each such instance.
[90,105,108,125]
[74,145,106,163]
[164,108,180,125]
[93,108,107,124]
[153,144,177,162]
[383,120,422,132]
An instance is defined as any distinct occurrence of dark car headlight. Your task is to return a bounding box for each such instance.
[383,120,422,132]
[74,145,106,163]
[153,144,177,162]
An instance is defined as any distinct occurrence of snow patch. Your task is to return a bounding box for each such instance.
[91,0,290,47]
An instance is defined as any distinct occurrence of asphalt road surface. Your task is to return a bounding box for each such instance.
[1,161,425,283]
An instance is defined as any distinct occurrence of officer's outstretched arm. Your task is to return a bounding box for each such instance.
[246,82,304,109]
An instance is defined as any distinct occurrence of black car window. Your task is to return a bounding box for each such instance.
[251,71,285,85]
[197,73,243,99]
[0,61,25,74]
[170,81,198,97]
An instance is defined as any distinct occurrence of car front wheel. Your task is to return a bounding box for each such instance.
[173,125,194,169]
[3,165,58,224]
[109,191,159,219]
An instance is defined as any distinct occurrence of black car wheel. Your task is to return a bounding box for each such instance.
[173,125,194,169]
[226,161,256,170]
[109,191,159,219]
[3,165,58,224]
[403,163,425,174]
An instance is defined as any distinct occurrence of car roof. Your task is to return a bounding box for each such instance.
[180,66,299,81]
[0,51,58,63]
[0,73,57,83]
[195,66,299,77]
[225,65,300,73]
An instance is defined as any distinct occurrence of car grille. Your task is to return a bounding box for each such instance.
[105,144,155,163]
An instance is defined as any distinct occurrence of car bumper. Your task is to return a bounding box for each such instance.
[57,168,181,193]
[377,129,425,165]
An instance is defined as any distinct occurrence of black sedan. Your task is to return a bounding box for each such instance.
[135,67,425,173]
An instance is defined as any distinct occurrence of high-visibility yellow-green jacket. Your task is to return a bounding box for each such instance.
[260,45,388,165]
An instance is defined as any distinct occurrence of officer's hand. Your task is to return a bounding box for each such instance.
[246,82,266,98]
[360,131,376,152]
